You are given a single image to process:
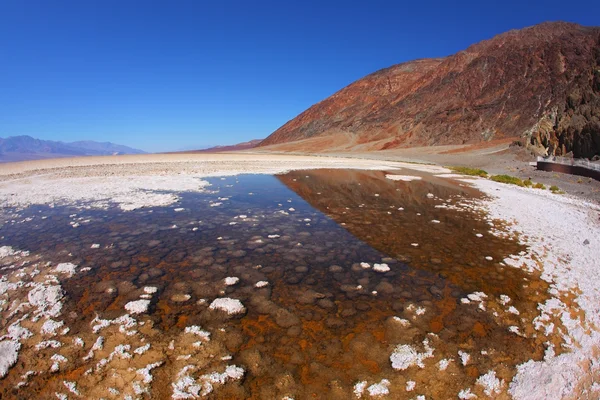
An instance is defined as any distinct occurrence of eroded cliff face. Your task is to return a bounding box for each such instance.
[260,22,600,158]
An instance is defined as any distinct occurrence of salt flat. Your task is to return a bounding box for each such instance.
[0,153,598,399]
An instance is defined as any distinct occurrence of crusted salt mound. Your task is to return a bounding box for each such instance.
[41,319,64,336]
[55,263,77,277]
[254,281,269,288]
[367,379,390,396]
[354,381,368,398]
[373,263,390,273]
[28,283,64,317]
[385,174,422,182]
[0,340,20,378]
[0,246,16,259]
[390,339,434,370]
[124,299,151,314]
[184,326,211,341]
[224,277,239,286]
[476,370,505,396]
[209,298,246,315]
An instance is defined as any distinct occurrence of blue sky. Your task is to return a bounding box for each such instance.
[0,1,598,152]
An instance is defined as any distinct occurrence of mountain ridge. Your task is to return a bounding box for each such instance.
[260,22,600,158]
[0,135,146,163]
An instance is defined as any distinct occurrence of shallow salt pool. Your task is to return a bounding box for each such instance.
[0,169,565,399]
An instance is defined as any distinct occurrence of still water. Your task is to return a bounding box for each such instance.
[0,169,560,399]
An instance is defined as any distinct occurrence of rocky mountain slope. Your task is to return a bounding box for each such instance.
[0,135,145,162]
[260,22,600,158]
[192,139,263,153]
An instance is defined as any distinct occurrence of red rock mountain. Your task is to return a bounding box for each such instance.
[184,139,263,153]
[260,22,600,158]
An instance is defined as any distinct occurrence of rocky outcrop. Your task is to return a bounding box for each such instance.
[260,22,600,158]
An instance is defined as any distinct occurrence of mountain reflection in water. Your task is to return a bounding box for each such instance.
[0,169,561,399]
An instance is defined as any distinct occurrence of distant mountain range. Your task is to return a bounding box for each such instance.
[0,135,146,163]
[260,22,600,158]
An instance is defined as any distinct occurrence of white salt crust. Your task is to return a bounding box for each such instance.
[460,178,600,399]
[208,298,246,315]
[124,300,150,315]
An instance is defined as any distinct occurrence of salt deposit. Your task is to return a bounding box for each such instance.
[224,277,239,286]
[0,340,20,378]
[390,339,434,370]
[460,177,600,398]
[476,370,505,396]
[385,174,422,182]
[124,299,150,314]
[367,379,390,396]
[54,263,77,277]
[373,263,390,273]
[209,298,246,315]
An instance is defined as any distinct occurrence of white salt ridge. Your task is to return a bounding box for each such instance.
[172,365,245,399]
[137,361,163,384]
[354,381,368,398]
[367,379,390,397]
[438,358,452,371]
[458,350,470,366]
[143,286,158,294]
[125,299,151,314]
[476,370,505,395]
[0,340,20,378]
[63,381,80,395]
[54,262,77,277]
[360,262,371,269]
[458,178,600,398]
[0,246,17,258]
[41,319,64,336]
[35,340,62,350]
[385,174,422,182]
[184,326,211,341]
[209,298,246,315]
[392,317,411,327]
[406,381,416,391]
[458,388,477,399]
[390,339,434,370]
[50,354,68,373]
[373,263,390,273]
[134,343,151,355]
[508,306,520,315]
[224,277,239,286]
[27,283,63,317]
[6,322,33,340]
[90,243,100,249]
[254,281,269,288]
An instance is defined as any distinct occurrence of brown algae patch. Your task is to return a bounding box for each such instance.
[0,170,571,398]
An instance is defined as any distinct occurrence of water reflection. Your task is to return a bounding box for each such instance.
[0,170,560,399]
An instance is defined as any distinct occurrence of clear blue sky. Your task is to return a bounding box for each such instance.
[0,0,598,152]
